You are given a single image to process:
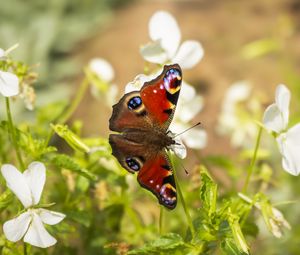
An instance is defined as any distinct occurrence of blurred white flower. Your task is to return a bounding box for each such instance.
[140,11,204,69]
[89,58,115,82]
[0,70,19,97]
[1,162,65,248]
[88,58,118,105]
[0,48,5,59]
[0,44,19,60]
[263,84,300,176]
[217,81,259,148]
[170,81,207,150]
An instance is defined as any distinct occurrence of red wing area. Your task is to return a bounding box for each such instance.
[137,152,177,209]
[141,64,182,128]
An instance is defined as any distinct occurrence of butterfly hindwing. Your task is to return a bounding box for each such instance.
[137,152,177,209]
[109,133,150,174]
[109,134,177,209]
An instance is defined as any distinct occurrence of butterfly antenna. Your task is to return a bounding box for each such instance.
[178,161,189,175]
[174,122,201,138]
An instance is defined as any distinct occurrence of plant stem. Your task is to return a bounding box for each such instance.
[46,77,89,145]
[172,158,195,239]
[243,126,263,193]
[5,97,25,170]
[23,242,27,255]
[159,206,163,235]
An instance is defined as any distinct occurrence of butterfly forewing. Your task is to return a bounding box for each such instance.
[141,64,182,129]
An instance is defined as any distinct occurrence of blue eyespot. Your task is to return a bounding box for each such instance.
[128,96,142,110]
[125,157,140,171]
[164,68,182,90]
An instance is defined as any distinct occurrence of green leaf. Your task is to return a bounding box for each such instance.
[221,239,247,255]
[128,233,187,255]
[51,154,97,181]
[199,165,217,216]
[0,190,13,211]
[51,124,90,153]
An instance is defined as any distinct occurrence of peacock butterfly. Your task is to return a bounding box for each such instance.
[109,64,182,209]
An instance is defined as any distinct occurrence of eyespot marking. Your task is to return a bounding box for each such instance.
[159,183,177,207]
[127,96,142,110]
[163,68,182,94]
[125,157,141,171]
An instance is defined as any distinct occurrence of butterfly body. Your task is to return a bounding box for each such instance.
[109,64,182,209]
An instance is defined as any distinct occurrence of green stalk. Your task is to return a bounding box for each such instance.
[46,77,89,145]
[159,206,164,235]
[243,126,263,193]
[23,243,27,255]
[5,97,25,170]
[172,158,195,239]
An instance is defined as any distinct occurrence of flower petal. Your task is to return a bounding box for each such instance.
[173,40,204,69]
[140,41,169,64]
[1,164,33,208]
[182,127,207,149]
[89,58,114,82]
[24,212,57,248]
[263,104,285,133]
[170,136,187,159]
[176,95,204,123]
[3,212,31,242]
[180,81,196,101]
[0,48,5,59]
[275,84,290,128]
[0,71,19,97]
[38,209,66,225]
[24,162,46,205]
[125,73,156,93]
[149,11,181,59]
[276,123,300,176]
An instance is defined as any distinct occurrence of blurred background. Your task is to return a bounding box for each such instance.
[1,0,299,150]
[1,0,300,254]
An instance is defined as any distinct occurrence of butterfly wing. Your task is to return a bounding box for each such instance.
[109,134,177,209]
[140,64,182,129]
[137,152,177,209]
[109,64,182,132]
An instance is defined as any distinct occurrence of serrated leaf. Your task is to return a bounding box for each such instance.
[199,165,217,216]
[51,154,97,181]
[128,233,187,255]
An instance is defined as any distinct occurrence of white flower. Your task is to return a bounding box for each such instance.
[170,81,207,150]
[263,84,300,176]
[140,11,204,69]
[88,58,118,105]
[89,58,115,82]
[1,162,65,248]
[0,70,19,97]
[217,81,258,148]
